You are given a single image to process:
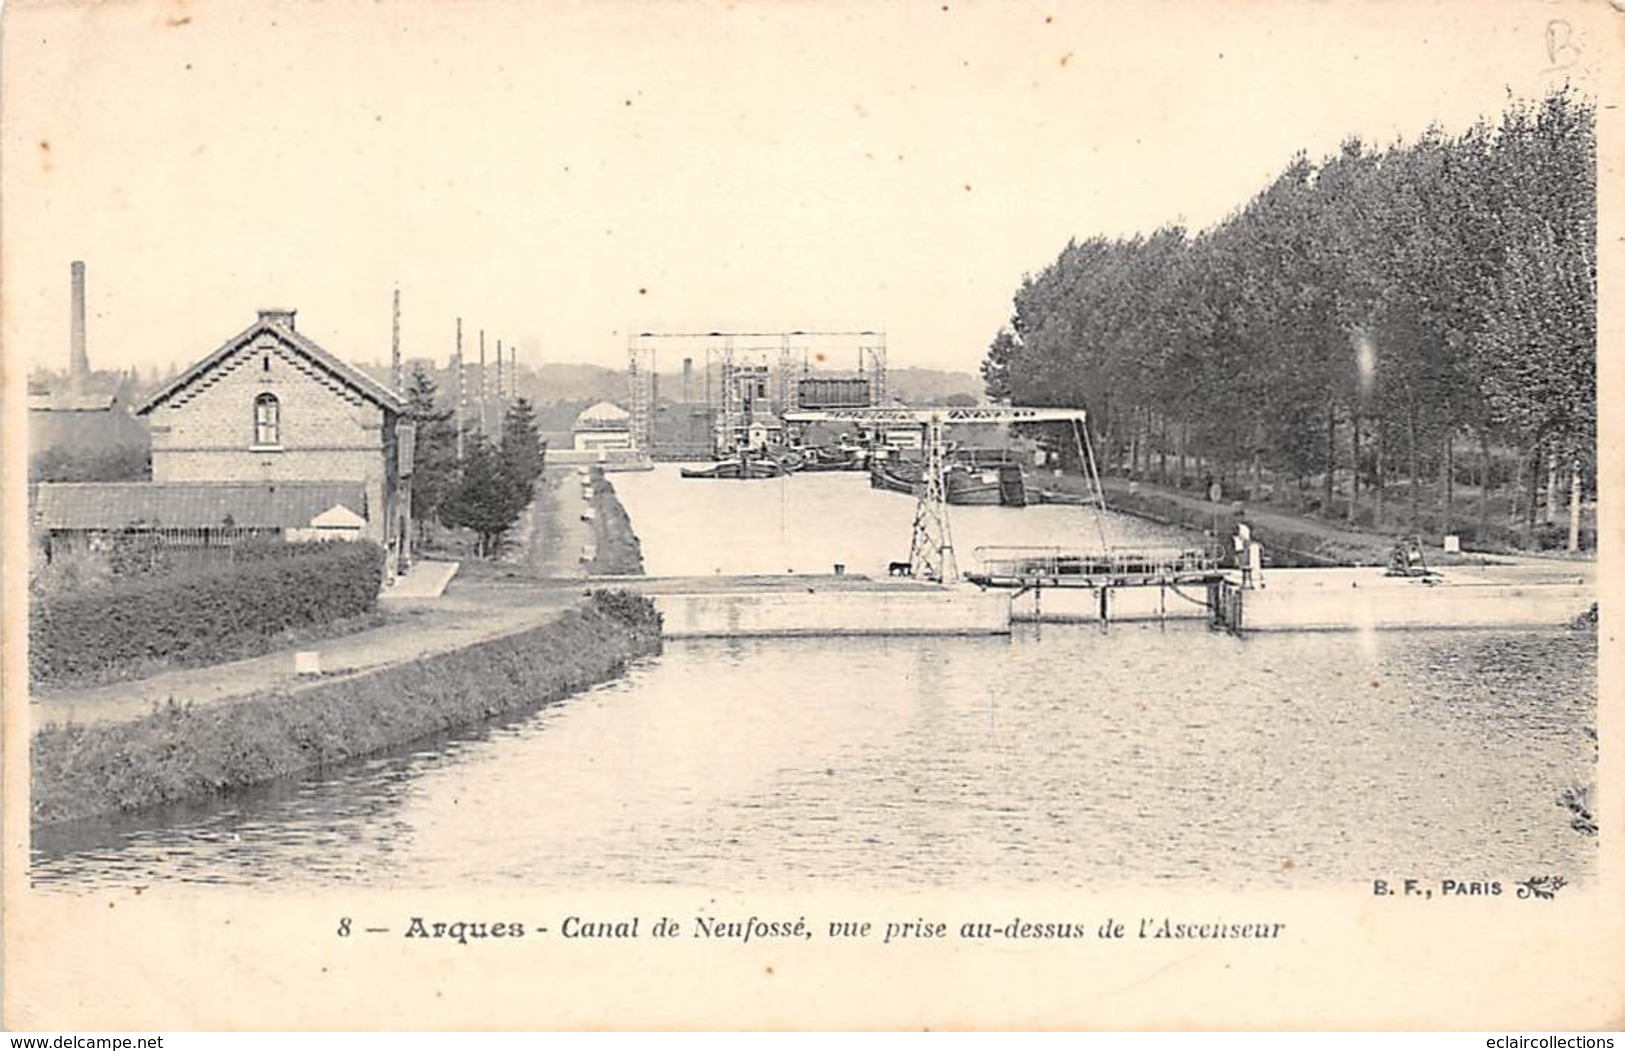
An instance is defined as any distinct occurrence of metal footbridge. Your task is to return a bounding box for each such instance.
[964,546,1226,590]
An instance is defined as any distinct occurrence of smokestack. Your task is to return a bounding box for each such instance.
[496,339,505,402]
[682,357,693,402]
[391,287,402,394]
[69,260,88,388]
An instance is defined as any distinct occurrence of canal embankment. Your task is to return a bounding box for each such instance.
[585,468,646,576]
[31,590,662,826]
[1085,475,1462,567]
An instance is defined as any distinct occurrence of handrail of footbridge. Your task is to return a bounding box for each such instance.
[965,545,1227,588]
[781,406,1088,426]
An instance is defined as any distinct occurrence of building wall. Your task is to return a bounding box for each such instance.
[146,336,393,542]
[573,429,633,451]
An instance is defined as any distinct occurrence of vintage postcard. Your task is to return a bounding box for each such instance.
[3,0,1619,1032]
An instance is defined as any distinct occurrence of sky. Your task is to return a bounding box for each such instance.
[1,0,1611,380]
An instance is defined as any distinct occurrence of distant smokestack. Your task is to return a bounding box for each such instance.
[682,357,693,402]
[69,261,88,387]
[391,287,402,394]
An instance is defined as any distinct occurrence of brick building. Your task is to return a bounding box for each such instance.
[129,308,406,545]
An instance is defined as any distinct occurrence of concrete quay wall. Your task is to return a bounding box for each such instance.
[653,588,1012,638]
[1233,579,1594,632]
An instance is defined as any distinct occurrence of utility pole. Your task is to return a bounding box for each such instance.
[478,329,488,437]
[455,317,466,462]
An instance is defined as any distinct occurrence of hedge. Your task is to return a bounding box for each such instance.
[30,540,386,684]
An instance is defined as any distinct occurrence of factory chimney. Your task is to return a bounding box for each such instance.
[69,261,89,390]
[682,357,693,403]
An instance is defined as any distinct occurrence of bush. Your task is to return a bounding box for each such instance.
[588,588,661,630]
[30,541,386,684]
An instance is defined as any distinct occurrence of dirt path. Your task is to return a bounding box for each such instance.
[524,466,596,578]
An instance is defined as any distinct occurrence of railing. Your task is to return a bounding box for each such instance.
[970,545,1222,584]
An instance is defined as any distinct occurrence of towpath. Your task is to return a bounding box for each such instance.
[1094,475,1595,573]
[28,577,581,728]
[517,466,597,578]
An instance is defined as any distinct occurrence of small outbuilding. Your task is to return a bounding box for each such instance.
[571,401,634,452]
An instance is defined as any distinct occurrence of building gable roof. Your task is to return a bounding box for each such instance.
[34,481,369,531]
[134,311,405,416]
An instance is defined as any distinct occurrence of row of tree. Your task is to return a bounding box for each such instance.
[403,365,546,558]
[982,87,1596,547]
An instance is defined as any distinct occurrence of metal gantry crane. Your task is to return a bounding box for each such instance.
[782,405,1099,583]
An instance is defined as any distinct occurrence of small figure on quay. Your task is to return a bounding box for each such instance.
[1233,523,1264,590]
[1385,535,1436,579]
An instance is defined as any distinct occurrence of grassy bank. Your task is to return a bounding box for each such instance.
[586,470,645,575]
[1092,480,1371,571]
[32,591,662,826]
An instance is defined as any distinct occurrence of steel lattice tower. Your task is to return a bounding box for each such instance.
[908,414,957,583]
[627,337,656,452]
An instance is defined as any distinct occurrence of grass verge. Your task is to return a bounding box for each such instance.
[586,470,645,575]
[32,591,662,826]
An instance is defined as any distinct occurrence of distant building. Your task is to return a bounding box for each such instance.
[744,413,784,451]
[796,376,870,410]
[571,401,634,452]
[28,261,149,459]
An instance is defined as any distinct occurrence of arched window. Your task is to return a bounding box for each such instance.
[254,393,281,446]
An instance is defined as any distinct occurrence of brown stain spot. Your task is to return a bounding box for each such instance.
[765,966,775,976]
[1045,14,1054,23]
[638,288,647,295]
[1282,857,1296,871]
[814,352,826,363]
[1370,679,1381,688]
[167,15,191,26]
[963,183,973,192]
[1060,52,1073,67]
[624,99,633,107]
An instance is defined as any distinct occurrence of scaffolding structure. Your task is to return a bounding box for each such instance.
[626,337,657,452]
[630,329,886,456]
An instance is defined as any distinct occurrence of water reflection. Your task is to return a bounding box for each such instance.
[33,626,1596,892]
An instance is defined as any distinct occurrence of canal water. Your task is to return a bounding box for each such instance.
[30,468,1597,891]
